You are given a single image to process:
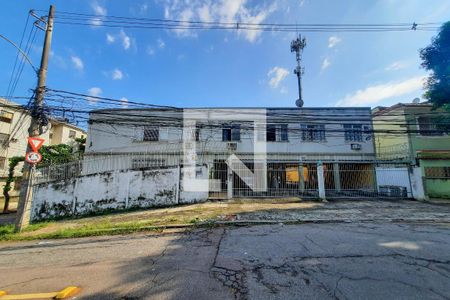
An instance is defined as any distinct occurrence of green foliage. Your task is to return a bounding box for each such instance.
[3,156,24,194]
[38,138,86,165]
[39,144,74,165]
[420,22,450,109]
[75,136,86,153]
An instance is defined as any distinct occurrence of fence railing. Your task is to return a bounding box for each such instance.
[376,143,411,161]
[34,153,182,184]
[34,153,414,200]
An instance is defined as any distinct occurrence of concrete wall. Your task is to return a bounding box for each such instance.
[376,167,411,196]
[30,166,208,221]
[420,159,450,199]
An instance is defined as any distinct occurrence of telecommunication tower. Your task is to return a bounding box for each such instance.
[290,34,306,107]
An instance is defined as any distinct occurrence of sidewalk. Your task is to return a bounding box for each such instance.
[1,198,449,241]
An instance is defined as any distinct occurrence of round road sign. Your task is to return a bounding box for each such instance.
[25,152,42,164]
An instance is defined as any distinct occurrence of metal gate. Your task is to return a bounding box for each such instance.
[207,160,413,200]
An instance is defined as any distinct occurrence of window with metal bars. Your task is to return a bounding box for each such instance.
[143,126,159,141]
[425,167,450,179]
[222,124,240,141]
[301,124,325,142]
[266,124,288,142]
[344,124,363,142]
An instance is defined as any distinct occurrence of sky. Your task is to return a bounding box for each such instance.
[0,0,449,109]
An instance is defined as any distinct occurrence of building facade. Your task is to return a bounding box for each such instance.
[373,102,450,199]
[0,98,86,195]
[86,107,379,199]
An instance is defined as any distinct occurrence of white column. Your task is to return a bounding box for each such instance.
[317,162,326,200]
[227,164,233,199]
[411,167,428,201]
[333,163,341,192]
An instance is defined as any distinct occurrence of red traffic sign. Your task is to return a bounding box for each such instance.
[25,152,42,164]
[28,137,45,152]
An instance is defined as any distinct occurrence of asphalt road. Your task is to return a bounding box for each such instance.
[0,222,449,299]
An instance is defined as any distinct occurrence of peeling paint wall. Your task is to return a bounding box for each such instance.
[31,166,208,221]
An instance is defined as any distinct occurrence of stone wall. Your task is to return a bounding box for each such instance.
[30,166,208,221]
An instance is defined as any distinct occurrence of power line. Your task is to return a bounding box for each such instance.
[37,9,443,33]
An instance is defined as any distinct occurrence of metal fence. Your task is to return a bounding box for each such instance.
[34,153,413,200]
[34,152,182,184]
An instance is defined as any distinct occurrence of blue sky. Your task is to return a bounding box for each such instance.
[1,0,449,109]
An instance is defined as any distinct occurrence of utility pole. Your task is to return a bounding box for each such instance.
[291,34,306,107]
[15,5,55,232]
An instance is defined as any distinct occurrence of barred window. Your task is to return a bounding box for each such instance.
[132,158,165,169]
[301,124,325,142]
[425,167,450,179]
[222,124,240,141]
[418,117,450,136]
[69,130,76,139]
[344,124,363,142]
[266,124,288,142]
[143,126,159,141]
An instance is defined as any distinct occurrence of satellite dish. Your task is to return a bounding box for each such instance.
[295,99,304,107]
[412,98,420,104]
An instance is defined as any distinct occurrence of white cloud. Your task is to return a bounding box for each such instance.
[105,30,132,50]
[87,87,102,104]
[112,69,123,80]
[50,51,67,69]
[321,57,331,71]
[106,33,115,43]
[120,97,129,108]
[198,5,212,23]
[90,1,107,26]
[385,61,408,71]
[328,36,341,48]
[157,38,165,49]
[163,0,277,42]
[71,55,84,70]
[140,3,149,14]
[336,76,425,107]
[146,46,155,55]
[267,67,289,89]
[119,29,131,50]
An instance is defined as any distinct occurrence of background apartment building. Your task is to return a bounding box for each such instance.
[0,98,86,195]
[373,101,450,199]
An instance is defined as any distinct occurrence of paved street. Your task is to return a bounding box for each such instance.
[1,221,449,299]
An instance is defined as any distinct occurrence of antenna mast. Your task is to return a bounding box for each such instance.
[291,34,306,107]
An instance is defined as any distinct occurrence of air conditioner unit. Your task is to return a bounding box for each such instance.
[351,143,362,150]
[227,142,238,151]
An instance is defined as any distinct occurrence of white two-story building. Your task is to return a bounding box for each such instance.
[85,106,377,199]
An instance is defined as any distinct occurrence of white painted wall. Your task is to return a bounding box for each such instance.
[86,108,375,159]
[376,167,411,196]
[410,167,427,201]
[31,166,208,221]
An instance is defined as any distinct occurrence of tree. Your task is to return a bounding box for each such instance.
[39,144,74,165]
[2,156,24,214]
[38,137,86,165]
[420,22,450,109]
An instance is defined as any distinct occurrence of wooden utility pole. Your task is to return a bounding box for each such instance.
[15,5,55,232]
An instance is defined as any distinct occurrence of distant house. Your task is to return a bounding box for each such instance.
[86,106,379,199]
[373,101,450,199]
[0,98,86,195]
